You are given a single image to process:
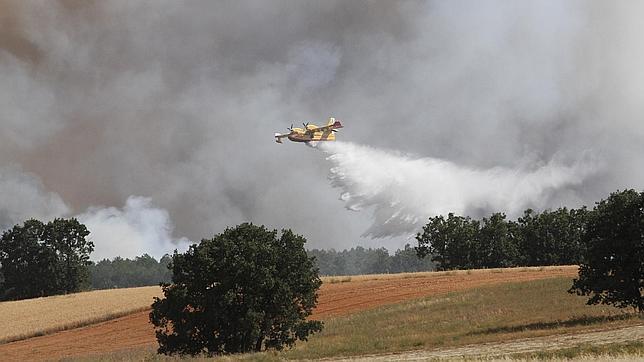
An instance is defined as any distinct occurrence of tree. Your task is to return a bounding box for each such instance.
[416,213,480,270]
[0,218,93,300]
[307,248,348,276]
[516,208,588,266]
[478,213,518,268]
[364,247,391,274]
[390,244,434,273]
[0,220,47,300]
[149,223,323,356]
[44,218,94,293]
[89,254,173,289]
[569,190,644,313]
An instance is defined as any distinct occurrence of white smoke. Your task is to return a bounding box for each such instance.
[0,167,191,260]
[0,166,70,229]
[76,196,190,261]
[321,142,598,238]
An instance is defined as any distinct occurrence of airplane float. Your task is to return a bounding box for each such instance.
[274,117,343,144]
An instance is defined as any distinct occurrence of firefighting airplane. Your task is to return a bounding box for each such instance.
[274,117,343,144]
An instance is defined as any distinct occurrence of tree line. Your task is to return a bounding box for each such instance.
[90,245,435,290]
[1,229,434,299]
[416,207,589,270]
[89,254,173,289]
[308,244,434,276]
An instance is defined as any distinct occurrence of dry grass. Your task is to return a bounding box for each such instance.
[0,286,162,344]
[505,341,644,361]
[282,277,642,360]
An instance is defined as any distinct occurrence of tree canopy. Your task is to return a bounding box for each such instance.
[0,218,94,301]
[149,223,323,356]
[569,189,644,312]
[308,244,434,276]
[416,208,589,271]
[89,254,172,289]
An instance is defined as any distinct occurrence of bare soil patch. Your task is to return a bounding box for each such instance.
[0,266,577,361]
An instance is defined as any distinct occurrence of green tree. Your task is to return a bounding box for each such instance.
[416,213,480,270]
[44,218,93,293]
[0,220,47,300]
[569,190,644,312]
[365,247,391,274]
[516,208,588,266]
[390,244,434,273]
[0,218,93,300]
[89,254,173,289]
[478,213,518,268]
[149,223,323,356]
[307,248,348,276]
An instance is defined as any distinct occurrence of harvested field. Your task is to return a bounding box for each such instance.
[0,266,578,361]
[284,277,642,359]
[315,266,577,318]
[0,286,161,344]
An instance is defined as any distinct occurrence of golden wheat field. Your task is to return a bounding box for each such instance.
[0,286,162,344]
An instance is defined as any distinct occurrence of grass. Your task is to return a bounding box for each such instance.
[281,277,641,360]
[0,286,162,344]
[65,343,644,362]
[506,341,644,360]
[69,276,642,361]
[64,348,277,362]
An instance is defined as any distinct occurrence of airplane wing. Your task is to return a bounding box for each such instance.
[308,119,343,133]
[274,132,291,143]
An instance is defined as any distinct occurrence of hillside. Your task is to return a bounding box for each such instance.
[0,266,595,361]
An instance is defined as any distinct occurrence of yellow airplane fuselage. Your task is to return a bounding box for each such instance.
[287,125,336,142]
[275,118,343,143]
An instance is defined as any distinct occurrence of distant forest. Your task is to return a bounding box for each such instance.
[88,244,434,289]
[89,254,173,289]
[307,244,434,276]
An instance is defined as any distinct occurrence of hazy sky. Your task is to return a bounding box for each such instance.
[1,1,644,259]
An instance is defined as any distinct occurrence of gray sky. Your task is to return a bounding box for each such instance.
[1,1,644,258]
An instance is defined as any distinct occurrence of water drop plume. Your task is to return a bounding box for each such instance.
[319,142,597,238]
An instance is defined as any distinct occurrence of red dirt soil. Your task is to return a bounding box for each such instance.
[0,267,578,361]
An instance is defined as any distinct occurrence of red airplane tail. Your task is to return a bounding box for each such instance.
[327,118,343,129]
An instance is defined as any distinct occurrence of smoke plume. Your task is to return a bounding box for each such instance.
[77,196,190,261]
[0,166,70,228]
[2,1,644,252]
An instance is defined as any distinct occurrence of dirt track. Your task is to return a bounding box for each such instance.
[331,325,644,361]
[0,267,579,361]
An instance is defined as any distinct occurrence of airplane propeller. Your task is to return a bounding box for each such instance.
[303,122,309,129]
[287,124,294,132]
